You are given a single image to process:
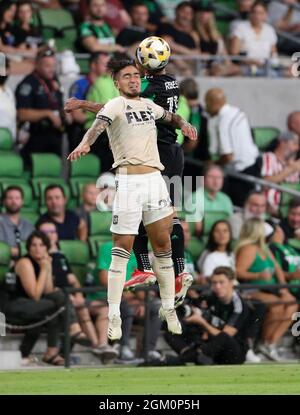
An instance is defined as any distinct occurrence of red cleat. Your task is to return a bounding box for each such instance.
[175,272,193,308]
[124,269,157,291]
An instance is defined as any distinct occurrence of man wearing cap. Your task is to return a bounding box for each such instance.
[261,131,300,214]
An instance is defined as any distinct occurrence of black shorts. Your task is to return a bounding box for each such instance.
[158,141,184,206]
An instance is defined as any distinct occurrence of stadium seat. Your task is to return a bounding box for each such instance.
[187,237,206,263]
[88,235,112,258]
[203,211,230,235]
[69,154,101,198]
[89,211,112,236]
[0,153,23,178]
[31,153,62,178]
[0,128,13,151]
[279,183,300,218]
[0,241,11,283]
[59,240,90,284]
[20,211,39,226]
[252,127,280,151]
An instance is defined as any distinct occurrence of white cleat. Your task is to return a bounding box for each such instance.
[159,307,182,335]
[108,315,122,341]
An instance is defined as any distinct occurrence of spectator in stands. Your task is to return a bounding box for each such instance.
[229,190,267,239]
[0,58,16,141]
[197,220,235,279]
[105,0,131,33]
[193,1,240,76]
[186,165,233,236]
[268,0,300,55]
[288,111,300,140]
[230,0,255,34]
[164,266,251,365]
[0,186,34,259]
[279,198,300,242]
[178,79,209,178]
[230,1,279,77]
[37,185,88,241]
[37,220,118,361]
[205,88,260,207]
[15,47,67,167]
[267,220,300,300]
[235,218,298,361]
[76,182,101,228]
[68,52,110,150]
[95,172,116,212]
[4,231,65,365]
[158,1,201,75]
[116,2,151,54]
[13,2,43,50]
[79,0,125,53]
[123,0,165,31]
[261,131,300,215]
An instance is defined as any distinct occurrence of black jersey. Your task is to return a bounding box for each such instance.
[141,74,179,144]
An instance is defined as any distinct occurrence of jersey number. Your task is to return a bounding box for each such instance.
[167,96,178,113]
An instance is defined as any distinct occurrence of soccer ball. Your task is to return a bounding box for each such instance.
[136,36,171,71]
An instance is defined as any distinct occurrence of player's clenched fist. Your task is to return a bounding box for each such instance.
[67,144,91,161]
[181,123,198,141]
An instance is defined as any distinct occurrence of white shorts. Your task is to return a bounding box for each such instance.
[110,171,173,235]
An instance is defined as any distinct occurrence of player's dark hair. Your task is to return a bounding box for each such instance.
[107,56,137,80]
[2,186,24,202]
[206,220,232,255]
[44,184,66,198]
[212,266,235,281]
[26,230,51,252]
[251,1,267,12]
[179,78,199,100]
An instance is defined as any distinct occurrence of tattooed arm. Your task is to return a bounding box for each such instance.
[161,110,198,141]
[64,97,102,114]
[67,117,109,161]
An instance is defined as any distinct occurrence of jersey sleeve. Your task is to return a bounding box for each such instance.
[95,97,122,125]
[16,80,34,109]
[141,78,156,100]
[146,100,166,120]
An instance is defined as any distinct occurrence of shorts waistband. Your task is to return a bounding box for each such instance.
[116,171,161,180]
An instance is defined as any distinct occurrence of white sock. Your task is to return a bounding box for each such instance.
[108,247,130,320]
[152,250,175,310]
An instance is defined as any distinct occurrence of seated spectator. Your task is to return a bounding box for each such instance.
[3,231,65,365]
[267,220,300,300]
[268,0,300,55]
[38,220,117,361]
[157,1,201,75]
[95,173,116,212]
[235,218,298,361]
[116,2,152,54]
[0,58,16,141]
[0,186,34,259]
[123,0,165,32]
[79,0,125,53]
[279,198,300,242]
[186,164,233,236]
[229,190,267,240]
[261,131,300,215]
[164,266,251,365]
[178,78,209,175]
[193,1,240,77]
[205,88,260,207]
[37,185,88,241]
[13,2,43,50]
[230,1,279,77]
[68,52,110,150]
[230,0,255,34]
[288,111,300,141]
[96,240,161,361]
[76,183,100,226]
[197,220,235,279]
[15,47,68,167]
[105,0,131,33]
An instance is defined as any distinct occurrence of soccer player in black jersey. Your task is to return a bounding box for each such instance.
[64,50,194,308]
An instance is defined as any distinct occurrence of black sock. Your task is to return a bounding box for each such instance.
[133,223,152,271]
[171,218,185,277]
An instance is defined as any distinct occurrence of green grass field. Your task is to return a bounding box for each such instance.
[0,364,300,395]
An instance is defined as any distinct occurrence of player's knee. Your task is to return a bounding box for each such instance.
[112,234,132,253]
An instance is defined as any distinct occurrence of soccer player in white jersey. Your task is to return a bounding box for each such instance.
[68,58,197,340]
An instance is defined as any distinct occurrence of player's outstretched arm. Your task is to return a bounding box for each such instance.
[162,111,197,141]
[67,118,109,161]
[64,97,102,114]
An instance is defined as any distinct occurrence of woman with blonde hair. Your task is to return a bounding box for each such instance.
[235,218,298,361]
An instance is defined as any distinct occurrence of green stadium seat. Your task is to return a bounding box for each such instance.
[31,153,62,178]
[0,241,11,283]
[88,235,112,258]
[89,211,112,236]
[77,57,89,75]
[252,127,280,151]
[59,240,90,284]
[203,211,230,236]
[20,211,39,226]
[0,128,13,151]
[279,183,300,218]
[0,153,23,177]
[187,237,206,263]
[69,154,101,198]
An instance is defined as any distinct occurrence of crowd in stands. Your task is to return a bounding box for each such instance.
[0,0,299,368]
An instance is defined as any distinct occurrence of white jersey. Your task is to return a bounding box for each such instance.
[96,96,166,170]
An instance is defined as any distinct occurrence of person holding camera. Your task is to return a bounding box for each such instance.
[164,267,251,365]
